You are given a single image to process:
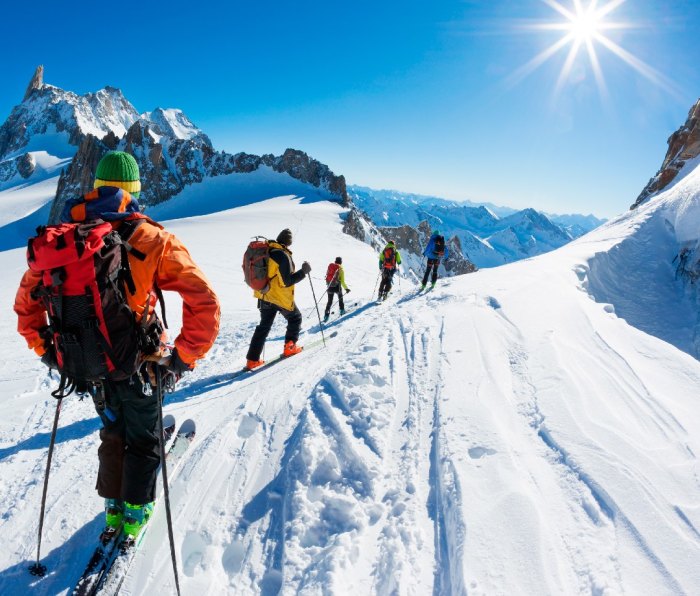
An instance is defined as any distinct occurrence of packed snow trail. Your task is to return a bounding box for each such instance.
[1,195,699,595]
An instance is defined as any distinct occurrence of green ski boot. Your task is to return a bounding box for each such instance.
[105,498,124,530]
[123,501,154,538]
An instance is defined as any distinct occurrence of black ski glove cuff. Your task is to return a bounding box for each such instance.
[169,348,193,376]
[41,346,58,370]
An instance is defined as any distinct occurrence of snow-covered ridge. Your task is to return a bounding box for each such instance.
[140,108,212,145]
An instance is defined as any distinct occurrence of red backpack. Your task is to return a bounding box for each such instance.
[242,237,271,293]
[383,246,396,269]
[27,219,150,393]
[325,263,340,285]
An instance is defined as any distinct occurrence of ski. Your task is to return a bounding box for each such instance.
[71,414,177,596]
[226,331,338,381]
[330,302,359,316]
[94,418,195,595]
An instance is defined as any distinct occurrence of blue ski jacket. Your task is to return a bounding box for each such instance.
[423,234,449,260]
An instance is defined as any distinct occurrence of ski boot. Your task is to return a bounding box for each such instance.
[246,359,265,370]
[339,308,345,316]
[323,313,330,322]
[431,282,436,289]
[420,284,426,291]
[123,501,154,538]
[283,341,303,357]
[105,498,124,530]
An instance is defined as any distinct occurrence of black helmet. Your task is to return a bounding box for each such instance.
[335,256,342,264]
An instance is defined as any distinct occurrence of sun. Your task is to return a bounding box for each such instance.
[509,0,674,101]
[569,6,601,41]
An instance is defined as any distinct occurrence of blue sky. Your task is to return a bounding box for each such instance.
[1,0,699,217]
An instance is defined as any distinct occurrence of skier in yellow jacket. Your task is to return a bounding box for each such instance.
[245,228,311,370]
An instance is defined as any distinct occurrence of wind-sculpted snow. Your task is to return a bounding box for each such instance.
[0,195,699,595]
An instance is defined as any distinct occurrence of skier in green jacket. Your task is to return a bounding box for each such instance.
[378,241,401,300]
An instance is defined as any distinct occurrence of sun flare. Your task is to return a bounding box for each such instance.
[510,0,674,100]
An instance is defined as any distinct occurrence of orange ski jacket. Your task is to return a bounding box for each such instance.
[14,214,220,368]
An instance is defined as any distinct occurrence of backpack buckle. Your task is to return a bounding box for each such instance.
[50,268,65,286]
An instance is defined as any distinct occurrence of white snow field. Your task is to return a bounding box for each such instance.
[0,174,699,595]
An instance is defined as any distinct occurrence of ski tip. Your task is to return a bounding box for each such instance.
[162,413,176,428]
[178,419,196,437]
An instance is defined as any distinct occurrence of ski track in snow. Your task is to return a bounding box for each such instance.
[1,195,699,595]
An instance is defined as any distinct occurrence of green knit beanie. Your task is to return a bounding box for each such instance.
[94,151,141,196]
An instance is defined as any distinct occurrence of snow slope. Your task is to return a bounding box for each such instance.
[0,180,699,595]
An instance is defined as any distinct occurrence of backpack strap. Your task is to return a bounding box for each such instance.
[116,218,167,326]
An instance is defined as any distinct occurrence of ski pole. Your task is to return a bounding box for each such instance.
[308,276,326,347]
[307,286,329,318]
[29,395,64,577]
[156,366,182,596]
[371,272,381,301]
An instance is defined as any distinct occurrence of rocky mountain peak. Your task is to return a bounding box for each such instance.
[23,65,44,101]
[632,98,700,209]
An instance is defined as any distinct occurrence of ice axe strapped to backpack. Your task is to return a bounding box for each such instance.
[27,218,165,398]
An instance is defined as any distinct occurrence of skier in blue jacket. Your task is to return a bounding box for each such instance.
[421,230,449,289]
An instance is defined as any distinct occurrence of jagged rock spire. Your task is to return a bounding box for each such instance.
[23,65,44,101]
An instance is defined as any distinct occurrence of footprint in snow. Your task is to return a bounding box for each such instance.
[222,539,245,575]
[182,530,210,576]
[237,413,259,438]
[468,446,497,459]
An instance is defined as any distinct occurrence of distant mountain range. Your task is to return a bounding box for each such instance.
[347,186,606,268]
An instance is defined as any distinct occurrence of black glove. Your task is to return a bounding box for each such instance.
[168,348,192,376]
[301,261,311,275]
[345,288,351,294]
[41,346,58,370]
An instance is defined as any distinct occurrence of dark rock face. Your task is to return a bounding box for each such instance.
[51,133,349,222]
[632,98,700,209]
[380,223,427,256]
[50,134,107,222]
[0,152,36,183]
[17,153,35,178]
[23,65,44,101]
[271,149,347,204]
[444,236,478,275]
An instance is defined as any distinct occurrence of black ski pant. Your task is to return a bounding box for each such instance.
[422,258,441,286]
[378,268,396,297]
[246,300,302,361]
[95,377,160,505]
[324,286,344,316]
